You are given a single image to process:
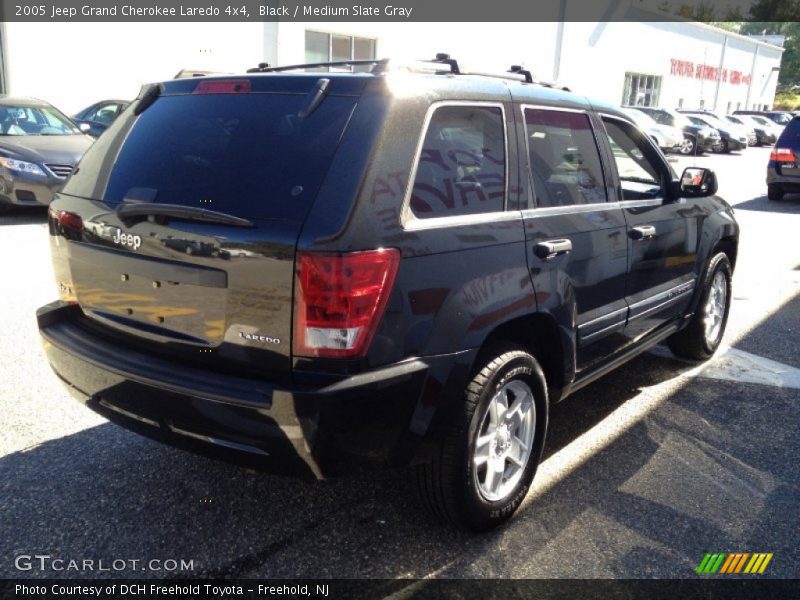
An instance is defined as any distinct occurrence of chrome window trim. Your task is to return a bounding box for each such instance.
[618,198,663,208]
[402,210,522,231]
[520,202,619,218]
[520,103,611,210]
[400,101,509,231]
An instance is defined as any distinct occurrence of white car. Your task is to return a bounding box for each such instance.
[621,107,684,153]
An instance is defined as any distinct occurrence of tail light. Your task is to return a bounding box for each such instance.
[193,79,251,94]
[294,249,400,358]
[49,209,83,239]
[770,147,796,163]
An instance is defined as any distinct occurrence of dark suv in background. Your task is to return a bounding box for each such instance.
[767,115,800,200]
[37,56,738,530]
[678,110,748,153]
[734,109,793,126]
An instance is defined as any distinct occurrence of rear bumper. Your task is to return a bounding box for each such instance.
[38,301,475,478]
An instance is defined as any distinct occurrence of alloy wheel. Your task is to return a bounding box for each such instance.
[472,380,536,502]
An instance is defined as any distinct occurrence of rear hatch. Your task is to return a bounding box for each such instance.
[771,117,800,178]
[49,75,366,377]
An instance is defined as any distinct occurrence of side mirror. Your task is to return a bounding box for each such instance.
[676,167,718,198]
[78,123,91,134]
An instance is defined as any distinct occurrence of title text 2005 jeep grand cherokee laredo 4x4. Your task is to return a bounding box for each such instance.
[38,56,738,530]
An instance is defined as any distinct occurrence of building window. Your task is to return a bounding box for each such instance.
[700,99,705,108]
[737,102,741,111]
[726,101,732,114]
[678,98,684,108]
[621,72,662,107]
[305,31,376,71]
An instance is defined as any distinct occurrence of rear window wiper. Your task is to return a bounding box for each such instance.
[298,78,330,119]
[134,83,163,116]
[116,203,254,228]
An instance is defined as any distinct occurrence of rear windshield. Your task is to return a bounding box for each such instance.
[778,118,800,146]
[84,93,356,221]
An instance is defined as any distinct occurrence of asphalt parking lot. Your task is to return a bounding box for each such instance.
[1,146,799,582]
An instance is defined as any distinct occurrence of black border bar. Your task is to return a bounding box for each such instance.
[0,0,769,23]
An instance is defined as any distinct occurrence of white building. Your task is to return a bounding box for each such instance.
[0,20,783,115]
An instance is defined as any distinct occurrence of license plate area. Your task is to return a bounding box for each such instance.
[68,243,227,345]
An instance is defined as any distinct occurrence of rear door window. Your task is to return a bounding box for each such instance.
[523,108,607,207]
[100,93,357,221]
[409,104,506,219]
[777,117,800,147]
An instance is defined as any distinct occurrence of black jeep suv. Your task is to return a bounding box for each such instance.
[37,57,738,530]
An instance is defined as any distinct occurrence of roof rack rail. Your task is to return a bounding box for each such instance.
[243,55,571,91]
[429,53,460,74]
[508,65,534,83]
[246,59,389,74]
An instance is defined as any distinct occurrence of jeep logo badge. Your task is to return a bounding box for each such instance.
[112,228,142,251]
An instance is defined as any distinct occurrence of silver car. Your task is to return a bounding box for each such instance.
[0,96,93,210]
[621,107,684,153]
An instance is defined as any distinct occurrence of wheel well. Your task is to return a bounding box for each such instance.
[713,237,738,271]
[476,313,565,401]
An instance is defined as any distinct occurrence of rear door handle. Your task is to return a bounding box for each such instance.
[533,239,572,260]
[629,225,656,240]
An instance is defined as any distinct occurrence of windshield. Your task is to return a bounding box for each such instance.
[623,108,656,127]
[751,116,771,126]
[0,104,81,136]
[98,93,357,221]
[691,113,725,128]
[662,109,692,128]
[688,115,725,129]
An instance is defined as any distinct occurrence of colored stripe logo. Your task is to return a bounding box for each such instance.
[696,552,773,574]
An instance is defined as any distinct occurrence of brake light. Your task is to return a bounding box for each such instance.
[770,147,796,163]
[192,80,251,94]
[53,210,83,238]
[294,249,400,358]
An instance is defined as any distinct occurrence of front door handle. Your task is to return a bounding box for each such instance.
[534,239,572,260]
[629,225,656,240]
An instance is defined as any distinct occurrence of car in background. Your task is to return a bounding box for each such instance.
[734,110,793,126]
[748,114,785,141]
[725,114,778,146]
[72,100,130,137]
[0,96,93,210]
[621,107,683,153]
[680,113,746,153]
[766,115,800,200]
[679,109,752,151]
[631,106,718,155]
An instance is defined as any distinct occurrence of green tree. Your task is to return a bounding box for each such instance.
[741,18,800,90]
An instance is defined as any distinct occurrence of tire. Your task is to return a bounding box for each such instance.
[767,184,784,201]
[722,139,731,153]
[415,345,548,531]
[667,253,732,361]
[679,137,695,155]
